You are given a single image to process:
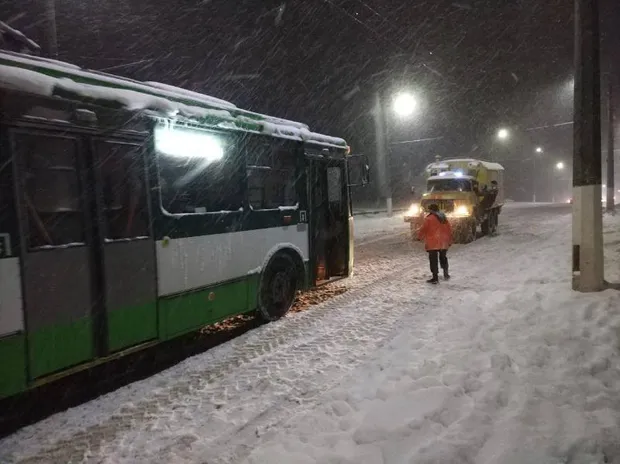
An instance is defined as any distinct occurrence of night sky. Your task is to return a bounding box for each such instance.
[2,0,620,201]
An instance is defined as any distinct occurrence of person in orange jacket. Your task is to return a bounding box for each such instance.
[417,203,453,284]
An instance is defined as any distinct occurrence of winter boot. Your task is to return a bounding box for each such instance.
[427,276,439,284]
[443,270,450,280]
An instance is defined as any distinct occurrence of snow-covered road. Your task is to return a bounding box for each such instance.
[3,203,620,464]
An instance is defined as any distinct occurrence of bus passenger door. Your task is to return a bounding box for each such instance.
[309,158,350,284]
[92,140,157,353]
[12,130,96,379]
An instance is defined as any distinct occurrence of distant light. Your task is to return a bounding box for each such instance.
[392,92,417,118]
[454,170,463,177]
[535,146,543,153]
[556,161,565,170]
[154,125,224,161]
[439,171,447,176]
[603,184,606,188]
[497,128,509,140]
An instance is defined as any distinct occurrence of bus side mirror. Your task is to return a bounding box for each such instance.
[347,154,370,187]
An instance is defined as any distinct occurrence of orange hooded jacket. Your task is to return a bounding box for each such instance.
[418,211,453,251]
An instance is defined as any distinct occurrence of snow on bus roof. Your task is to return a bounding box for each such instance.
[0,51,346,148]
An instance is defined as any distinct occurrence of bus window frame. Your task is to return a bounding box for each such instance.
[153,126,246,217]
[10,129,90,251]
[243,133,301,212]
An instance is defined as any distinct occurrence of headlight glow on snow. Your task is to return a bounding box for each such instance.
[406,204,421,217]
[155,125,224,162]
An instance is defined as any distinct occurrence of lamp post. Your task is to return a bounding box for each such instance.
[572,0,604,292]
[533,147,543,202]
[607,82,615,214]
[553,161,565,202]
[374,90,418,216]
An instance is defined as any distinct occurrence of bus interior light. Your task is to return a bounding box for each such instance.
[154,125,224,161]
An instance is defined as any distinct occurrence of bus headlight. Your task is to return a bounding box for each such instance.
[452,205,470,217]
[406,204,421,217]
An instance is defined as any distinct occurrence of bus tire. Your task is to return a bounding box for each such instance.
[258,253,298,322]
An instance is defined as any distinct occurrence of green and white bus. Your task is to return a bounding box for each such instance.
[0,51,368,400]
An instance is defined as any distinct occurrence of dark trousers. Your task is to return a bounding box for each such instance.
[428,250,448,277]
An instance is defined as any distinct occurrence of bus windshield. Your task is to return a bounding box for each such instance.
[427,179,472,192]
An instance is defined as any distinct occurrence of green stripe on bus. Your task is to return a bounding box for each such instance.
[107,301,158,353]
[27,317,94,380]
[0,333,27,398]
[160,276,259,340]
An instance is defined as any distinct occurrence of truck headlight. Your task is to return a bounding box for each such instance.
[406,204,421,217]
[453,205,470,217]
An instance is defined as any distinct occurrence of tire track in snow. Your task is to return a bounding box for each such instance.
[4,258,434,463]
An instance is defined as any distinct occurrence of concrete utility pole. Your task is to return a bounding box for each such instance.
[42,0,58,58]
[572,0,605,292]
[607,81,615,214]
[373,91,393,216]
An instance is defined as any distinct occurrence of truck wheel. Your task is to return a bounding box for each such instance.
[465,221,476,243]
[481,217,490,236]
[489,211,498,235]
[458,221,476,243]
[258,253,298,322]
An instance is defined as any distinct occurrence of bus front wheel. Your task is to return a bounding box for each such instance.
[258,253,298,322]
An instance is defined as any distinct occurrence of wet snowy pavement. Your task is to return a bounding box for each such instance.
[4,204,620,464]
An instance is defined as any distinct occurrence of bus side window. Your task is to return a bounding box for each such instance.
[246,137,297,210]
[12,133,85,249]
[94,141,149,240]
[327,167,342,204]
[155,130,243,214]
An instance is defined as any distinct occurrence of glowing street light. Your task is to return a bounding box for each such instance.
[392,92,417,118]
[497,128,509,140]
[535,146,543,153]
[556,161,565,170]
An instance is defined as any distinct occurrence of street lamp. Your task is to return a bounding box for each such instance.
[392,92,417,118]
[556,161,565,170]
[497,128,509,140]
[536,146,543,153]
